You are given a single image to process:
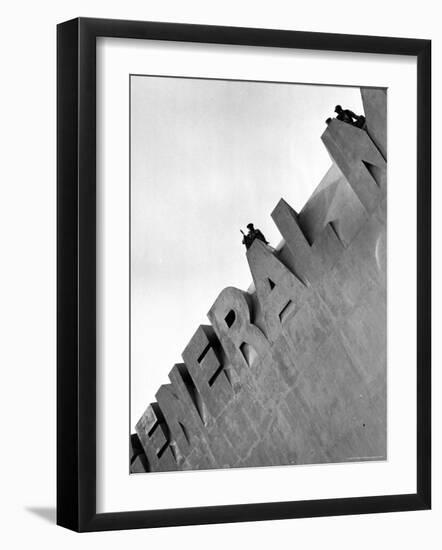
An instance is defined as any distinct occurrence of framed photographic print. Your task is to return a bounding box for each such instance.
[57,17,431,531]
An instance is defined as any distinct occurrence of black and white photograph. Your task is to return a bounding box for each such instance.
[0,0,437,543]
[129,76,388,474]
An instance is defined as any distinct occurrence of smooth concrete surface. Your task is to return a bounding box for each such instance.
[133,88,387,473]
[361,87,387,160]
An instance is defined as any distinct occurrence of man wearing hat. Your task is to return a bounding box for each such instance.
[241,223,269,250]
[333,105,366,128]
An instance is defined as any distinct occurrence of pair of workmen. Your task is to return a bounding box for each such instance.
[241,107,366,250]
[326,104,366,128]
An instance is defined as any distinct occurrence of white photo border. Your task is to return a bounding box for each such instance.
[96,37,417,513]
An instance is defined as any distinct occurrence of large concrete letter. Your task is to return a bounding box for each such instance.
[182,325,233,420]
[272,198,322,284]
[246,239,305,342]
[155,363,206,464]
[361,88,387,160]
[135,402,178,472]
[321,119,386,212]
[129,433,149,473]
[207,287,270,374]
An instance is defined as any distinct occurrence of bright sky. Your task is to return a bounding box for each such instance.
[130,76,363,429]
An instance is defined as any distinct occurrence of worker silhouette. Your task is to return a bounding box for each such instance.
[332,105,366,129]
[241,223,269,250]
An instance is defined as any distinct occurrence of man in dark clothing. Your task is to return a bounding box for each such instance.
[334,105,366,128]
[241,223,269,250]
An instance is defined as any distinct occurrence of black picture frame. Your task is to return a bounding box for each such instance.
[57,17,431,532]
